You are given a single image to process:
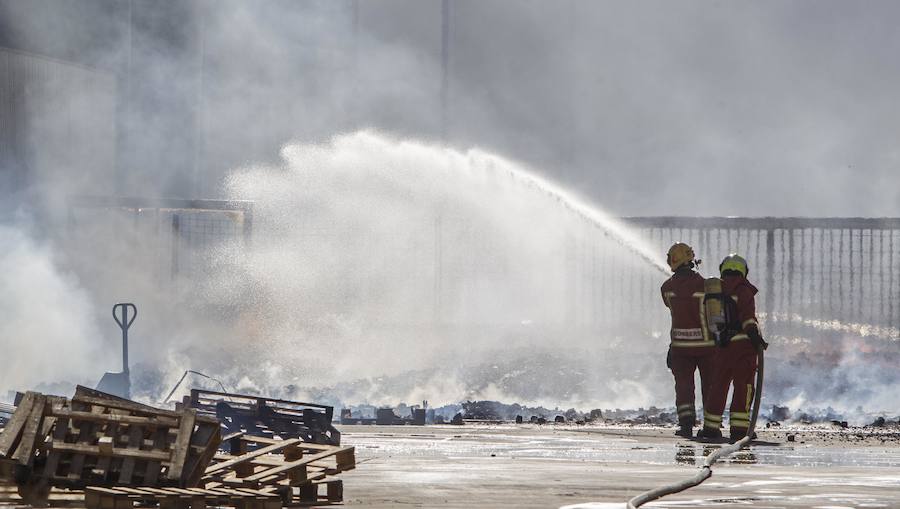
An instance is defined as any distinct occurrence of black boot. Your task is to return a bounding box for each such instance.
[696,427,723,442]
[730,428,756,444]
[675,423,693,438]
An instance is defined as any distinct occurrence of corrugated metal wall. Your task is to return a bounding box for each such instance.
[0,47,116,203]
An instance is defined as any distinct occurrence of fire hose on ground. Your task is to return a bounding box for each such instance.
[626,348,765,509]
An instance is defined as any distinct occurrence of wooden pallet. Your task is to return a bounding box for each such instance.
[32,386,221,489]
[85,485,281,509]
[0,391,65,501]
[0,387,222,505]
[186,390,340,446]
[0,393,58,473]
[203,435,354,506]
[2,390,355,507]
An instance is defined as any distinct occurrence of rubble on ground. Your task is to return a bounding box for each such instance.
[770,405,791,421]
[333,396,900,432]
[600,406,676,425]
[456,400,601,424]
[339,405,427,425]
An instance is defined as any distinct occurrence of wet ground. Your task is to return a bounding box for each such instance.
[338,424,900,508]
[3,423,900,508]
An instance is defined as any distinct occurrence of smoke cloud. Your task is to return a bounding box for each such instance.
[0,223,112,394]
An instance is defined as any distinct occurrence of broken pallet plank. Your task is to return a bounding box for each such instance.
[167,409,196,483]
[11,394,46,466]
[221,431,245,443]
[240,436,348,456]
[212,453,341,474]
[242,448,353,482]
[0,392,36,458]
[205,439,302,475]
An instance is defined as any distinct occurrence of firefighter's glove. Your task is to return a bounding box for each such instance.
[666,347,673,370]
[747,326,768,352]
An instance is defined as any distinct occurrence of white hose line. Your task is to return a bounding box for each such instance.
[626,350,764,509]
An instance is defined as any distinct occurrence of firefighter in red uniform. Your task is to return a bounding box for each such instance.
[661,243,716,438]
[698,254,768,442]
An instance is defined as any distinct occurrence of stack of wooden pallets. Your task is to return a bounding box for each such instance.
[203,433,355,507]
[203,433,356,506]
[0,386,227,507]
[0,387,357,508]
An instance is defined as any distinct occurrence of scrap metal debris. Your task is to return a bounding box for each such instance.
[185,390,341,446]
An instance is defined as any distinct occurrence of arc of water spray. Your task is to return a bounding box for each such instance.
[282,132,672,276]
[478,154,671,276]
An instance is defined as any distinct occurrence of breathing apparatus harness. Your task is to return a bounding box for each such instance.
[703,276,741,347]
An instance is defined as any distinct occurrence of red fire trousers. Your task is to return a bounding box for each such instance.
[670,346,717,426]
[703,339,758,433]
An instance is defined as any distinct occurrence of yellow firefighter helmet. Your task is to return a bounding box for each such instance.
[719,253,749,277]
[666,242,695,271]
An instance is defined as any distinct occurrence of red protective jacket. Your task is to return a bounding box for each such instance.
[660,269,713,348]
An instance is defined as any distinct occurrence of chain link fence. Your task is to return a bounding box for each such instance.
[67,196,252,285]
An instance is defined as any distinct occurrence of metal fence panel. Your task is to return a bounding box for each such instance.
[622,217,900,341]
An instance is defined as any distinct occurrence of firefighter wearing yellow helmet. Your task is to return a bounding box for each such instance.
[697,253,768,443]
[660,242,716,438]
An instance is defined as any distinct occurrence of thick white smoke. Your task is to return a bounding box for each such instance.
[0,224,113,398]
